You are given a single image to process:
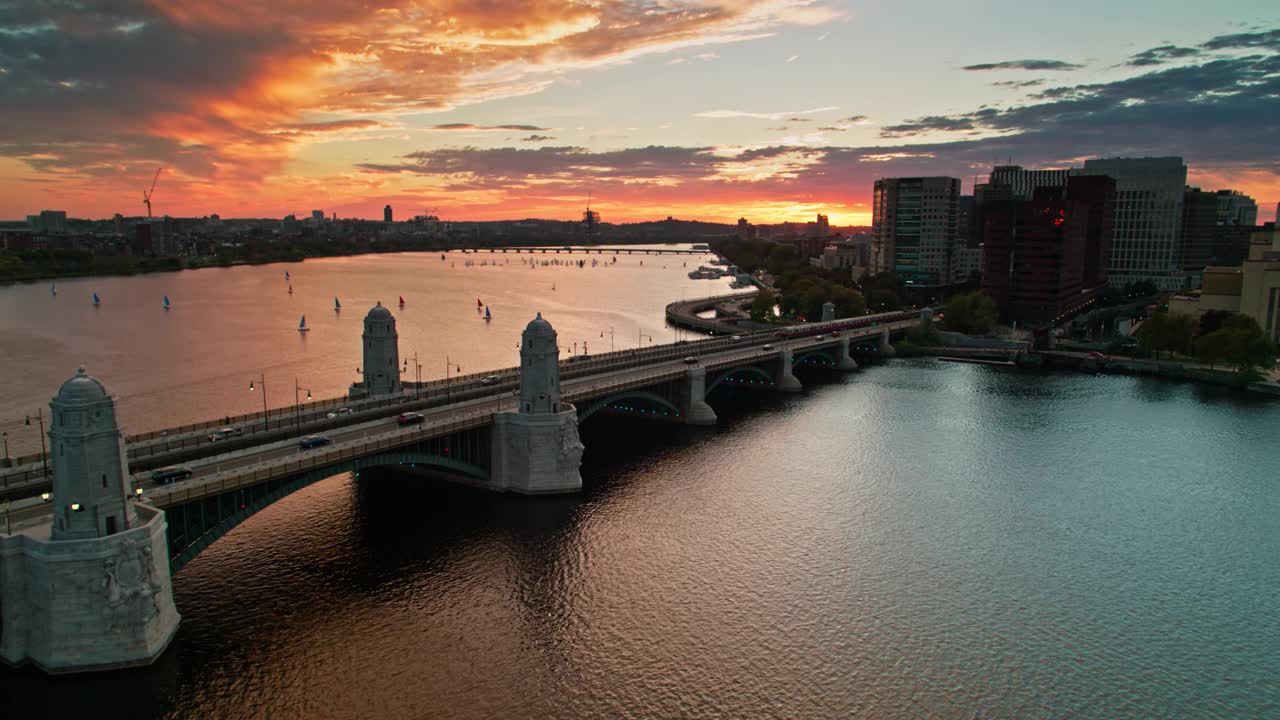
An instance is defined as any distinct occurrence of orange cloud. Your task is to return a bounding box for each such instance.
[0,1,842,217]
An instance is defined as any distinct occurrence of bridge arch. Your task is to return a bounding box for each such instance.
[165,449,487,573]
[578,391,681,423]
[793,347,838,367]
[705,366,775,394]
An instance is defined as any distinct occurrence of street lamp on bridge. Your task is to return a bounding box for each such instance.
[600,326,614,353]
[294,378,312,434]
[24,410,48,481]
[249,373,269,430]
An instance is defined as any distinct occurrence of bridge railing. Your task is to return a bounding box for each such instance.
[148,413,494,508]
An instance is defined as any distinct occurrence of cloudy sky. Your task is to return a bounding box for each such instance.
[1,1,1277,224]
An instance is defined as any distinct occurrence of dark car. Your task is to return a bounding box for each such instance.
[150,466,193,484]
[299,435,331,449]
[397,413,425,426]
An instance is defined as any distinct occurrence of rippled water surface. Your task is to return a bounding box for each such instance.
[2,258,1278,719]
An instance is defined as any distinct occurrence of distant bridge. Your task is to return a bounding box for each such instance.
[464,247,711,255]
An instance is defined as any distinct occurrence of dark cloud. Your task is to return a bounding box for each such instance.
[1201,28,1280,51]
[841,115,867,123]
[280,119,391,133]
[992,79,1044,88]
[430,123,551,131]
[521,135,556,142]
[816,126,846,131]
[962,59,1082,71]
[1125,45,1200,67]
[786,117,813,122]
[359,145,719,181]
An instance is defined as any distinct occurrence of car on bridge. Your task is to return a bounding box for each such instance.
[150,466,193,484]
[299,435,331,449]
[481,375,501,385]
[762,344,773,351]
[397,412,425,426]
[683,356,698,364]
[207,426,244,442]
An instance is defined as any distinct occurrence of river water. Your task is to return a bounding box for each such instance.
[2,254,1278,719]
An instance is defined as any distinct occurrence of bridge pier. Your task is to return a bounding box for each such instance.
[776,347,803,393]
[837,336,859,371]
[821,301,835,323]
[0,368,179,674]
[682,367,718,426]
[489,314,583,494]
[878,328,896,358]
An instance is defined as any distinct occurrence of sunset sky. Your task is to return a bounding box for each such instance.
[1,1,1277,225]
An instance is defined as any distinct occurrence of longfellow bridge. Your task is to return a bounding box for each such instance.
[0,300,915,674]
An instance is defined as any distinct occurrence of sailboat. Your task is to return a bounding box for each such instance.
[92,292,100,306]
[476,297,483,309]
[163,295,171,310]
[51,283,56,296]
[552,282,556,291]
[298,315,310,332]
[398,296,406,307]
[288,284,293,295]
[285,270,290,281]
[483,305,492,322]
[334,296,341,312]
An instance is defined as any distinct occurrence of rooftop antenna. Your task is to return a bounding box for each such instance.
[142,167,162,218]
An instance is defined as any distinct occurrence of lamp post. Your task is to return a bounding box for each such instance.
[600,326,614,353]
[25,410,48,481]
[294,377,311,434]
[445,356,461,399]
[402,352,421,399]
[249,373,268,430]
[2,431,8,466]
[637,330,652,349]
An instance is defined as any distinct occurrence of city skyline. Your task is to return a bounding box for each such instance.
[1,2,1278,224]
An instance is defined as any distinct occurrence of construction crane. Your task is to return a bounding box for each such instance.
[142,168,162,218]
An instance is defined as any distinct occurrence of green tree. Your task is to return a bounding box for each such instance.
[1138,311,1197,359]
[906,317,941,346]
[750,289,776,322]
[1200,315,1277,371]
[942,291,998,334]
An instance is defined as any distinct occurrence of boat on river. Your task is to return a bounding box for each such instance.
[298,315,309,332]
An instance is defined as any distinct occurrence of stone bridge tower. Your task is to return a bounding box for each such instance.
[361,302,401,397]
[0,368,179,674]
[490,313,583,494]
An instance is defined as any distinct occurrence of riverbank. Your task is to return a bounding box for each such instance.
[895,338,1279,397]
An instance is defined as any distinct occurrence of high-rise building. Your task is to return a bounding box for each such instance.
[311,209,325,224]
[383,204,393,223]
[1215,190,1257,226]
[1081,157,1187,290]
[736,217,753,240]
[981,175,1115,324]
[871,176,960,288]
[989,166,1072,200]
[583,208,600,243]
[957,194,977,248]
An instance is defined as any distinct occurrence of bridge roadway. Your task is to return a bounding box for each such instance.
[0,321,793,499]
[2,317,913,531]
